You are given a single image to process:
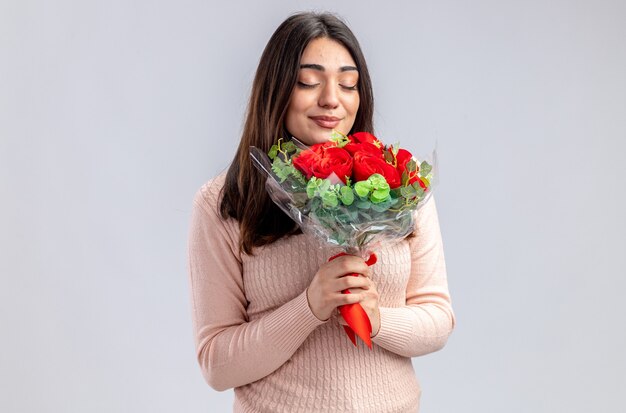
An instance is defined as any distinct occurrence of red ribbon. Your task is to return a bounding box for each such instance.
[328,252,378,349]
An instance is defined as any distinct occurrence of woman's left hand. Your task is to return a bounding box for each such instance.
[336,279,381,338]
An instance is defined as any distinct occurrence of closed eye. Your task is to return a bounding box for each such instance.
[298,81,357,91]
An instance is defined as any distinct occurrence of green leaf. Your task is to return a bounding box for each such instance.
[368,174,389,190]
[306,177,320,198]
[401,170,409,186]
[282,141,297,153]
[322,191,339,208]
[319,179,331,193]
[391,142,400,156]
[406,159,417,173]
[289,166,307,185]
[354,181,371,197]
[268,145,279,160]
[370,188,390,203]
[371,202,391,212]
[330,130,344,141]
[411,183,425,198]
[330,130,350,147]
[420,161,432,176]
[271,158,290,182]
[383,150,394,164]
[340,186,354,205]
[400,186,416,198]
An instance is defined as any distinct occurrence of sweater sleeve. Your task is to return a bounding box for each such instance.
[187,185,328,391]
[371,195,456,358]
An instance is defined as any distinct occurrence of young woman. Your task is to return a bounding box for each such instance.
[187,11,455,412]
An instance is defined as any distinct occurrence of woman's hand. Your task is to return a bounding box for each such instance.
[306,255,373,322]
[336,283,381,338]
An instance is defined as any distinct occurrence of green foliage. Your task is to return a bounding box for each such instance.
[400,185,415,198]
[406,159,417,173]
[329,130,351,148]
[401,170,409,186]
[419,160,432,176]
[368,174,388,189]
[306,177,328,198]
[412,183,425,199]
[271,156,306,185]
[306,177,345,208]
[322,191,339,208]
[350,174,391,206]
[371,189,388,203]
[391,142,400,156]
[354,181,371,197]
[340,186,354,205]
[268,145,279,160]
[271,158,289,181]
[282,141,297,153]
[383,150,394,164]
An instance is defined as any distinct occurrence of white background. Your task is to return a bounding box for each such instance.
[1,0,625,411]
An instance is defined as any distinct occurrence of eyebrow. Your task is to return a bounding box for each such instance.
[300,64,358,72]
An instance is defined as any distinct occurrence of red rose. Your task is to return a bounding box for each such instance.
[396,149,412,171]
[311,147,353,183]
[353,151,401,188]
[293,143,353,184]
[344,141,384,157]
[395,148,417,184]
[350,132,381,146]
[395,148,428,190]
[292,142,334,178]
[292,149,318,179]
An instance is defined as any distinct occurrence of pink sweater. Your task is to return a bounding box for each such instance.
[187,172,456,412]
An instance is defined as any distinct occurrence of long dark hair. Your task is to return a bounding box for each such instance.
[220,11,375,255]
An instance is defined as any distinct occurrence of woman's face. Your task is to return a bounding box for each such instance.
[284,37,360,146]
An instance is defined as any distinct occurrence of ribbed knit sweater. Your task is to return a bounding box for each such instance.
[187,172,456,413]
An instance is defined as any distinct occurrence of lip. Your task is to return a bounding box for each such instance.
[309,116,342,129]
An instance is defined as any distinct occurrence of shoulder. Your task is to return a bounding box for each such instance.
[190,170,242,256]
[192,170,228,217]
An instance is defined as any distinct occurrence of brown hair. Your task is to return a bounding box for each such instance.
[220,11,375,255]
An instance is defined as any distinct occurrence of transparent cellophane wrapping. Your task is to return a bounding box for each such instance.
[249,139,438,258]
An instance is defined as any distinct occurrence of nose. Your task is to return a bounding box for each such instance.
[318,82,339,109]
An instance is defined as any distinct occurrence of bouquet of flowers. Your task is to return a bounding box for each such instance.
[250,130,436,348]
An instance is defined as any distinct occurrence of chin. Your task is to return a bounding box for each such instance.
[312,134,333,145]
[291,131,327,146]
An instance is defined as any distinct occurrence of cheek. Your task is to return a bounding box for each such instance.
[286,96,303,120]
[289,90,313,114]
[285,96,311,135]
[347,94,360,114]
[343,96,360,133]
